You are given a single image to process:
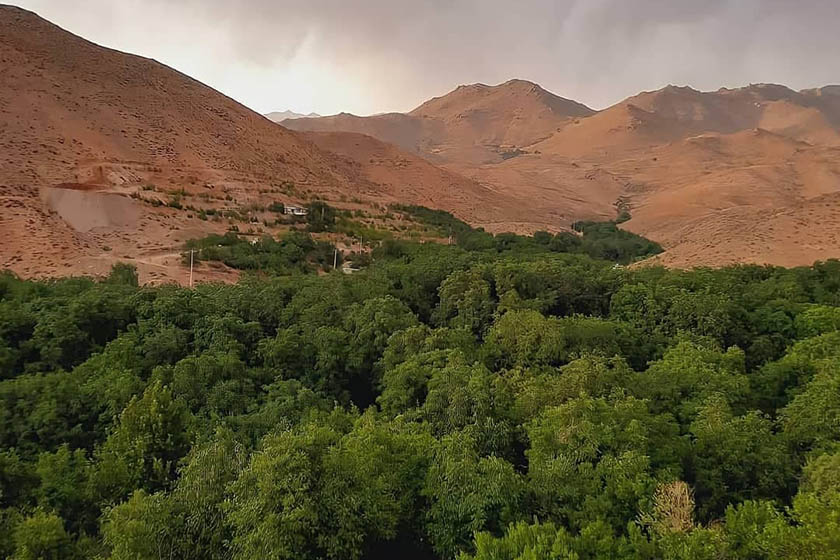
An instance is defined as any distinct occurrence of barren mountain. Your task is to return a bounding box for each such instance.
[532,84,840,157]
[300,131,527,226]
[293,81,840,267]
[265,110,321,122]
[287,112,440,160]
[4,4,840,275]
[524,86,840,265]
[286,79,594,165]
[0,5,499,281]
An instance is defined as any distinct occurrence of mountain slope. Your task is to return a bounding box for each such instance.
[0,5,499,281]
[532,84,840,157]
[286,79,594,164]
[286,112,440,158]
[0,4,366,280]
[409,79,594,152]
[300,131,530,227]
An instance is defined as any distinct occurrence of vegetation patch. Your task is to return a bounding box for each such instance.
[184,231,339,274]
[1,226,839,560]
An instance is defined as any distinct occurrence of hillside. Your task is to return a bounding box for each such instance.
[287,112,441,159]
[0,5,499,282]
[526,86,840,266]
[300,131,530,227]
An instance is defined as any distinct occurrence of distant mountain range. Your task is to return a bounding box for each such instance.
[265,110,322,122]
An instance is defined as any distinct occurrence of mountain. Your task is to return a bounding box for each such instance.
[299,131,528,228]
[532,83,840,157]
[3,4,839,274]
[287,112,438,159]
[286,79,595,164]
[292,81,840,267]
[265,110,321,122]
[0,5,500,282]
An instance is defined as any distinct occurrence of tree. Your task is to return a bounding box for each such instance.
[225,423,339,560]
[688,396,794,520]
[485,310,637,369]
[101,490,181,560]
[35,445,96,535]
[458,521,579,560]
[317,414,434,558]
[634,342,749,427]
[0,371,100,455]
[422,433,525,558]
[306,201,337,232]
[794,304,840,338]
[92,381,192,503]
[378,349,452,418]
[505,356,634,424]
[757,451,840,558]
[342,296,419,405]
[526,394,680,532]
[11,509,73,560]
[780,356,840,452]
[166,351,253,415]
[434,267,496,335]
[421,359,514,457]
[484,310,567,367]
[106,263,140,287]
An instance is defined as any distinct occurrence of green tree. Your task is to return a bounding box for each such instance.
[422,359,514,456]
[780,356,840,452]
[306,201,337,232]
[435,267,496,335]
[526,394,680,531]
[422,432,525,558]
[226,423,340,560]
[458,521,579,560]
[92,381,192,503]
[105,262,140,287]
[689,396,794,520]
[101,490,180,560]
[35,445,96,535]
[11,509,74,560]
[794,304,840,338]
[634,342,749,427]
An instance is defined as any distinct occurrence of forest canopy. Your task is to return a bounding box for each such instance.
[1,233,840,559]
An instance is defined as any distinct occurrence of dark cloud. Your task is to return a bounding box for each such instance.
[13,0,840,114]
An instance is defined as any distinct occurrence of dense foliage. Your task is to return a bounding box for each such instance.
[184,231,339,274]
[1,241,840,559]
[396,206,663,263]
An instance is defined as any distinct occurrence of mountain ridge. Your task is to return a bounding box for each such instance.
[265,110,322,122]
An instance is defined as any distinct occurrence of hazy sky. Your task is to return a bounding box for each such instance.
[12,0,840,116]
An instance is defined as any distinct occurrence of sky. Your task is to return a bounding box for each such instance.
[12,0,840,116]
